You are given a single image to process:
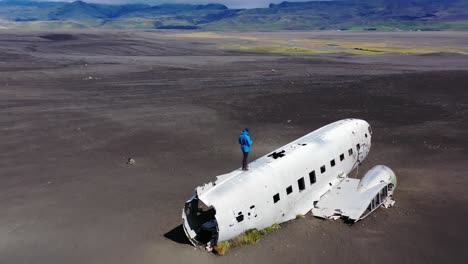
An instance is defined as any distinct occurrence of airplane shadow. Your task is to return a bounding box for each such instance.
[164,224,192,246]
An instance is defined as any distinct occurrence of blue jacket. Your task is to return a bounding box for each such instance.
[239,129,253,153]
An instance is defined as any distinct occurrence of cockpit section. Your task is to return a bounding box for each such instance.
[182,195,219,249]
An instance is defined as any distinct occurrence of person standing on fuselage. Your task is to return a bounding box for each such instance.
[239,128,253,171]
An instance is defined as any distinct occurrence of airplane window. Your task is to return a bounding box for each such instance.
[340,154,345,161]
[365,133,368,138]
[298,177,305,191]
[286,186,293,195]
[320,165,326,174]
[309,171,316,184]
[357,143,360,150]
[273,193,280,203]
[330,159,335,167]
[348,148,353,156]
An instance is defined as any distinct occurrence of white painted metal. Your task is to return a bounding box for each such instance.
[182,119,395,247]
[312,165,397,221]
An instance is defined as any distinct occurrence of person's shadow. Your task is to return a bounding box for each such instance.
[163,225,192,245]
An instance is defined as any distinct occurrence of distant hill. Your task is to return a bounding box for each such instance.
[206,0,468,30]
[48,1,150,20]
[0,0,467,30]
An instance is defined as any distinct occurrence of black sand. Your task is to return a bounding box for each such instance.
[1,30,467,264]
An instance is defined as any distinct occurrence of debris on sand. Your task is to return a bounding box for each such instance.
[127,158,136,165]
[83,76,100,80]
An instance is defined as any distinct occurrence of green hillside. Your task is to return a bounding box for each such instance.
[0,0,467,31]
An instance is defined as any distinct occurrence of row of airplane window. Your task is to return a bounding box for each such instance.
[273,146,357,204]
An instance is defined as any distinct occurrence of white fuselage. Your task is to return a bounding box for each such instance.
[183,119,372,244]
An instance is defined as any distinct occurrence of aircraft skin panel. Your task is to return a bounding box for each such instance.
[312,179,383,220]
[187,118,374,242]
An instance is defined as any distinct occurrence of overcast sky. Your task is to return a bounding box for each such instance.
[31,0,318,9]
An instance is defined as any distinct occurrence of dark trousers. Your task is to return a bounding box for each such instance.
[242,151,249,169]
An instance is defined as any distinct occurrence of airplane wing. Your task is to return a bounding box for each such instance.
[312,174,395,222]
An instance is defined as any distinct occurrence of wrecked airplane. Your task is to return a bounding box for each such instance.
[182,119,396,250]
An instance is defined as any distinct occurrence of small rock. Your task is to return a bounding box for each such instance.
[127,158,136,165]
[271,69,276,72]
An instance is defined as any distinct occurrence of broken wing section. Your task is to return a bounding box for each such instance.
[312,165,397,222]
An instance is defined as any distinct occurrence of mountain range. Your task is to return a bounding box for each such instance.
[0,0,467,30]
